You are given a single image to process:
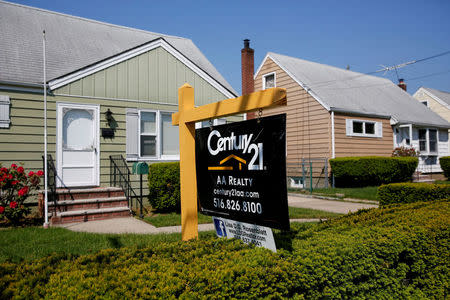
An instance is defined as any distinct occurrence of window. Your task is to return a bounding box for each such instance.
[262,72,276,89]
[419,129,427,151]
[421,101,428,107]
[126,109,179,160]
[345,119,382,137]
[429,129,437,153]
[0,95,10,128]
[418,128,438,154]
[195,118,227,129]
[140,111,157,156]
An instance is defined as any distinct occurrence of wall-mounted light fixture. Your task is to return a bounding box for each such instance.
[102,108,116,138]
[105,109,113,126]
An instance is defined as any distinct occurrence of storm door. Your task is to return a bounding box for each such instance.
[57,103,99,187]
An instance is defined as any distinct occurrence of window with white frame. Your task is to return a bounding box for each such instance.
[346,119,382,137]
[125,109,179,160]
[262,72,276,89]
[195,118,227,129]
[419,128,437,154]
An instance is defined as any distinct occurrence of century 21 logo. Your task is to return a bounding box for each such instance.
[207,130,263,171]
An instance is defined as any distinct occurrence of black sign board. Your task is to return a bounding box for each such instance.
[195,114,289,230]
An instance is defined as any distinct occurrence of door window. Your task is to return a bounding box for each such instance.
[63,109,94,150]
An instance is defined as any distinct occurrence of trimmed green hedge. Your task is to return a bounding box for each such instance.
[378,182,450,206]
[440,156,450,179]
[330,156,418,187]
[148,162,180,212]
[0,200,448,299]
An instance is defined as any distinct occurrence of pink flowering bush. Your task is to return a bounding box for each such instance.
[0,163,43,224]
[392,146,419,157]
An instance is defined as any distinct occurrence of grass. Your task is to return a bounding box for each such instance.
[434,180,450,185]
[0,226,216,263]
[291,186,380,201]
[288,206,342,219]
[143,207,342,227]
[0,207,340,263]
[142,212,212,227]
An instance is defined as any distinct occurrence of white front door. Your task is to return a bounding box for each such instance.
[57,103,99,187]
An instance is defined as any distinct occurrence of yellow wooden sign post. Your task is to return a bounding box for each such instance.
[172,83,287,241]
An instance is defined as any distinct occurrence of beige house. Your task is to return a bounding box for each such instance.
[249,52,450,185]
[413,87,450,152]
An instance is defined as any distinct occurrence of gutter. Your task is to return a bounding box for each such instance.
[396,121,450,130]
[330,107,391,119]
[0,80,49,94]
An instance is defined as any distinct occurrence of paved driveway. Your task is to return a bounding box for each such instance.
[288,194,378,214]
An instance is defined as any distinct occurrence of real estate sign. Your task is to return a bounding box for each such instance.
[212,216,277,251]
[195,114,290,230]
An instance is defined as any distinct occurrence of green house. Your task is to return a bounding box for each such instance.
[0,1,239,216]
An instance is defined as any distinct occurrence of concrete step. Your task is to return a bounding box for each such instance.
[50,207,131,225]
[54,187,125,201]
[48,196,128,213]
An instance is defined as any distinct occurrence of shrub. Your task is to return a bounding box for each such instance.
[330,156,418,187]
[0,164,43,224]
[378,182,450,206]
[148,162,180,212]
[440,156,450,179]
[392,146,419,157]
[0,200,448,299]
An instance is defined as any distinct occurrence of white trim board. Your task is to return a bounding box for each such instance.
[48,38,236,99]
[254,53,331,111]
[413,87,450,110]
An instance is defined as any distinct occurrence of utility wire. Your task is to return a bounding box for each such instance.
[406,69,450,82]
[306,50,450,89]
[319,69,450,91]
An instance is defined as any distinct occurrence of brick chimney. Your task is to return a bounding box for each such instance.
[398,78,407,92]
[241,39,255,118]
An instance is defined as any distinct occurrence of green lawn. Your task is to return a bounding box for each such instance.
[0,207,340,263]
[142,212,212,227]
[434,180,450,185]
[288,206,342,219]
[291,186,380,201]
[0,227,215,263]
[143,207,342,227]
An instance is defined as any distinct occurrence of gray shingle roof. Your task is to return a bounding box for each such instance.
[0,1,237,96]
[266,52,449,128]
[422,87,450,106]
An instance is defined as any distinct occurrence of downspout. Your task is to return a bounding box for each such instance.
[331,111,335,158]
[409,124,413,147]
[331,111,335,188]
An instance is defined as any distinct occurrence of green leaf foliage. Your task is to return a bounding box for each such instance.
[378,182,450,206]
[1,200,448,299]
[148,162,180,212]
[439,156,450,179]
[330,156,418,187]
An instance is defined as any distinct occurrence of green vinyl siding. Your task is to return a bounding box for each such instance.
[55,46,229,105]
[0,90,241,196]
[0,45,239,196]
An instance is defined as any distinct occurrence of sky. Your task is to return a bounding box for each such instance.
[9,0,450,96]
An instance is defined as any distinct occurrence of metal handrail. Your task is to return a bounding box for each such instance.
[109,155,142,217]
[42,155,57,215]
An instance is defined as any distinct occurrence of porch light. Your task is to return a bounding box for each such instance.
[105,109,113,126]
